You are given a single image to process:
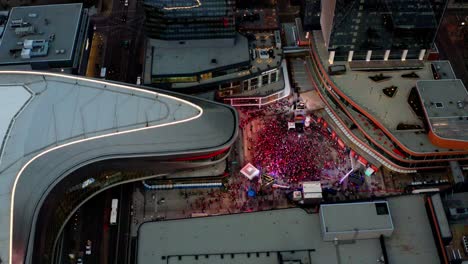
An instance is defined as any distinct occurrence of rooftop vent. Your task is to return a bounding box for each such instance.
[10,18,23,28]
[211,59,217,64]
[21,39,49,59]
[435,102,444,108]
[14,26,35,36]
[456,101,465,109]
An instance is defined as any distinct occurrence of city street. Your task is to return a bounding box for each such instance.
[60,191,106,264]
[87,0,144,82]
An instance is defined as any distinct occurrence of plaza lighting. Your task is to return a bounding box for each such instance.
[339,168,354,184]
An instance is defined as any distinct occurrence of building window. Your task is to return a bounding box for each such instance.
[243,80,249,91]
[220,82,231,90]
[250,77,258,90]
[262,74,269,85]
[250,77,258,85]
[271,70,279,82]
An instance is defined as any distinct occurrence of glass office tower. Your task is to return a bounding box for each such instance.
[143,0,236,40]
[321,0,448,61]
[301,0,322,30]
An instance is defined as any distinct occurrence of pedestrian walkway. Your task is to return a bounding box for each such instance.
[289,57,314,92]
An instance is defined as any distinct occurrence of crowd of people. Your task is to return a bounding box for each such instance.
[240,100,350,188]
[239,100,290,130]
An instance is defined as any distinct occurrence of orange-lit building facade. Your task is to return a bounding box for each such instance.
[306,38,468,172]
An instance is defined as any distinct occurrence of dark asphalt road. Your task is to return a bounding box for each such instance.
[60,190,106,264]
[92,0,145,83]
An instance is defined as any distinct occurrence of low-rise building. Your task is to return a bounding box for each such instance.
[0,4,91,74]
[415,79,468,149]
[137,196,441,264]
[144,31,291,107]
[320,201,394,241]
[307,31,468,172]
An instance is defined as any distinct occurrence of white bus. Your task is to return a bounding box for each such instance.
[412,188,439,194]
[100,67,107,78]
[110,199,118,225]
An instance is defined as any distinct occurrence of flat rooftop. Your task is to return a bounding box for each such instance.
[320,201,393,233]
[150,34,250,76]
[167,254,279,264]
[417,79,468,141]
[432,61,457,80]
[146,31,283,90]
[313,31,462,153]
[0,3,82,64]
[249,32,282,73]
[385,195,440,263]
[138,195,439,264]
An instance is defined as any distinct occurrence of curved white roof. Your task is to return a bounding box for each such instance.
[0,72,236,264]
[0,85,32,160]
[0,74,200,170]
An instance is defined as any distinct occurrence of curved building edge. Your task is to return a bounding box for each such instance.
[427,130,468,150]
[306,39,468,171]
[308,39,468,158]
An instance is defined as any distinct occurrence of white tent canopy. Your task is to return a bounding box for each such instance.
[240,163,260,180]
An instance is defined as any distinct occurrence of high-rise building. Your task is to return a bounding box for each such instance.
[300,0,322,31]
[320,0,448,62]
[143,0,236,40]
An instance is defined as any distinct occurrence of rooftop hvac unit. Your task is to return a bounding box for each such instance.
[10,18,23,28]
[456,101,465,109]
[23,39,47,48]
[23,39,34,49]
[21,48,31,59]
[14,26,35,36]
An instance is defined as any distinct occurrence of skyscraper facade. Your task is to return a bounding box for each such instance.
[143,0,236,40]
[321,0,448,61]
